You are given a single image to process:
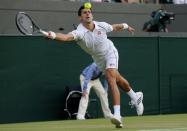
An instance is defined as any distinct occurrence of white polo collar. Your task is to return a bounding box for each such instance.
[77,21,99,32]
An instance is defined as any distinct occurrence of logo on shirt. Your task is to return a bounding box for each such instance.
[97,31,101,35]
[109,63,116,67]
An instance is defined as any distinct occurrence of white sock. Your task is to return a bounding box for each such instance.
[113,105,121,116]
[127,89,137,101]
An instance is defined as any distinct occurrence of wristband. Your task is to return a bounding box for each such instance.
[49,31,56,39]
[122,23,129,30]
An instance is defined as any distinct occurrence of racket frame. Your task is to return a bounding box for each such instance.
[16,12,48,36]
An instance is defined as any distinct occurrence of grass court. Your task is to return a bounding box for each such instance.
[0,114,187,131]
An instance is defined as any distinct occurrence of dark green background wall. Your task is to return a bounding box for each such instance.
[0,36,187,123]
[159,37,187,114]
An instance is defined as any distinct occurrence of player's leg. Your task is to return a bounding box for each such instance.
[116,71,136,100]
[92,79,113,119]
[104,49,121,116]
[105,68,123,128]
[116,72,144,116]
[104,49,123,128]
[77,75,92,120]
[105,68,120,106]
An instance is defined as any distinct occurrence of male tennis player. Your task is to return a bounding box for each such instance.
[46,3,144,128]
[77,62,113,120]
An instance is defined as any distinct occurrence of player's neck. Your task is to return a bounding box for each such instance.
[83,22,95,32]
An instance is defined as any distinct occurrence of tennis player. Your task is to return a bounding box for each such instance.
[46,3,144,128]
[77,62,113,120]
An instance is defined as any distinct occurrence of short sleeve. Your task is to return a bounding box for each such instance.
[69,30,83,41]
[98,22,113,33]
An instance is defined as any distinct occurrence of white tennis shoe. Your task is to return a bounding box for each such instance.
[76,114,85,120]
[129,92,144,116]
[110,115,123,128]
[105,113,114,119]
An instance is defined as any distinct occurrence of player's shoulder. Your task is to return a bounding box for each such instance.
[76,23,88,33]
[94,21,110,26]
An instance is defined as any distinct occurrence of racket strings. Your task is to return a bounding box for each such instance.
[16,12,47,35]
[16,13,34,35]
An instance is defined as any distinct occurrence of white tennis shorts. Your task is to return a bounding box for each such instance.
[92,47,119,72]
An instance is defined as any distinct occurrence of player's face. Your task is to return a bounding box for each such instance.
[79,9,93,24]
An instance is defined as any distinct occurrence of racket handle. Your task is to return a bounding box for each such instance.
[40,30,48,36]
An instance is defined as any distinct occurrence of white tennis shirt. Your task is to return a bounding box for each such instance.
[70,21,116,56]
[70,21,119,71]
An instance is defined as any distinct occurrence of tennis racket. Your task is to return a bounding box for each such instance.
[16,12,48,36]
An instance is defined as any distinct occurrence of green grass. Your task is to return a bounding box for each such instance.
[0,114,187,131]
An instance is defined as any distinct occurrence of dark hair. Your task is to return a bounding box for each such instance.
[78,5,92,16]
[78,5,84,16]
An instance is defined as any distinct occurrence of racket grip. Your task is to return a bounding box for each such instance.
[40,30,48,36]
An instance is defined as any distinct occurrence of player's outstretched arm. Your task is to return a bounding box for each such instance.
[112,23,135,34]
[46,31,75,42]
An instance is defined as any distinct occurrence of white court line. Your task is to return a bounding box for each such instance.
[139,127,187,131]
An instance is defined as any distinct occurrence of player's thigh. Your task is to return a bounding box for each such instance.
[105,49,119,70]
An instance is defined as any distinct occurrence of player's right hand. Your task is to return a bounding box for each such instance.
[47,31,56,39]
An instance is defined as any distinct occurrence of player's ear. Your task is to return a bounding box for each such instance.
[78,16,82,21]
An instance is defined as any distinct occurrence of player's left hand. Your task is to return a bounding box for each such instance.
[128,26,135,35]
